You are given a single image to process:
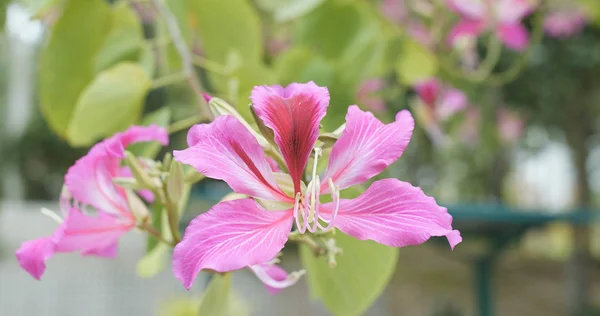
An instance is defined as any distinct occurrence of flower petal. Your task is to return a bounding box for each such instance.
[496,23,529,51]
[174,115,290,202]
[65,145,130,217]
[249,262,303,295]
[15,208,129,280]
[447,19,486,47]
[321,178,461,249]
[15,236,58,280]
[55,208,133,255]
[103,125,169,158]
[495,0,534,24]
[251,82,329,193]
[414,78,441,105]
[172,199,294,289]
[446,0,486,20]
[437,88,468,120]
[322,106,414,190]
[65,125,168,217]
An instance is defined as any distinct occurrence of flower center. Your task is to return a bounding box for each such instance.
[293,147,340,234]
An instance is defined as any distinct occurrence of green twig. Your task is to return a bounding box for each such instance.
[138,222,175,247]
[151,0,214,121]
[168,115,203,134]
[488,9,547,86]
[151,72,187,89]
[191,55,230,75]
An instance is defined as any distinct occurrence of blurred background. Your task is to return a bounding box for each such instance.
[1,0,600,315]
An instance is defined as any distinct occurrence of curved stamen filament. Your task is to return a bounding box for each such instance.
[40,207,64,224]
[249,264,306,291]
[293,192,308,234]
[318,178,340,231]
[307,147,323,233]
[306,175,321,233]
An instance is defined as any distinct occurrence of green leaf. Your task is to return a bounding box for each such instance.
[255,0,325,22]
[139,44,156,77]
[94,2,144,73]
[274,47,335,86]
[186,0,272,119]
[67,62,151,146]
[39,0,111,138]
[0,0,8,33]
[167,160,184,203]
[395,39,438,85]
[128,107,172,158]
[295,1,361,59]
[136,242,170,278]
[300,233,399,316]
[189,0,262,64]
[197,273,232,316]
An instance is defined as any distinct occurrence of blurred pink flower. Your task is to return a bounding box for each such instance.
[447,0,537,51]
[459,107,481,146]
[414,78,468,123]
[544,9,587,38]
[380,0,433,47]
[497,108,525,143]
[412,78,468,146]
[16,126,169,280]
[356,78,387,113]
[407,21,434,47]
[380,0,407,24]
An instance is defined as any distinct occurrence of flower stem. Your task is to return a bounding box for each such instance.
[191,55,230,75]
[488,9,547,86]
[151,0,214,121]
[288,232,325,256]
[168,115,203,134]
[151,72,187,89]
[138,223,175,247]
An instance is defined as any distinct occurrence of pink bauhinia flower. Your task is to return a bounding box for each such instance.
[355,78,387,114]
[414,78,468,122]
[497,107,525,143]
[413,78,468,145]
[15,125,169,280]
[447,0,537,51]
[544,8,587,38]
[173,82,462,290]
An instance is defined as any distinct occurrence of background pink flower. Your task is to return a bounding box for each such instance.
[544,9,587,38]
[497,107,525,143]
[447,0,537,51]
[16,126,168,280]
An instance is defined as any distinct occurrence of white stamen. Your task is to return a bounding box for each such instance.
[40,207,64,224]
[249,265,306,290]
[293,192,307,234]
[318,178,340,231]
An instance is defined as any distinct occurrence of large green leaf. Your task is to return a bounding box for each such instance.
[0,0,8,33]
[295,1,362,59]
[255,0,325,22]
[197,273,232,316]
[300,232,399,316]
[66,62,151,146]
[94,2,144,73]
[136,242,170,278]
[185,0,271,118]
[395,39,438,85]
[39,0,111,137]
[274,47,335,86]
[189,0,262,63]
